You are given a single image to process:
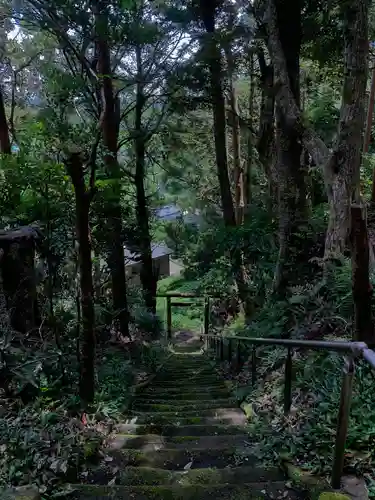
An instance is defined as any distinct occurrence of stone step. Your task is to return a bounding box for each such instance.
[87,465,284,487]
[106,433,250,451]
[153,371,220,380]
[68,482,295,499]
[106,445,256,469]
[156,371,216,379]
[150,379,225,388]
[127,408,247,426]
[132,399,237,412]
[115,423,248,437]
[161,360,210,367]
[139,388,231,399]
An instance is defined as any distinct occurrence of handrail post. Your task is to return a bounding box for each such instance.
[166,296,172,340]
[284,347,293,414]
[251,346,257,386]
[331,357,355,489]
[220,337,224,361]
[228,338,232,363]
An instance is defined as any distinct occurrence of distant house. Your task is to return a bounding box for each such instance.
[153,204,182,221]
[154,204,201,226]
[124,243,172,285]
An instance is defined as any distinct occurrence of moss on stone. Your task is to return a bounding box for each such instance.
[240,402,253,420]
[68,484,275,499]
[2,486,40,500]
[318,493,351,500]
[118,466,173,486]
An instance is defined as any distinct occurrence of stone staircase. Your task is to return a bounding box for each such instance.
[70,340,304,499]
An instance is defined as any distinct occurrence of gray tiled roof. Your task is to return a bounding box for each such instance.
[124,243,172,265]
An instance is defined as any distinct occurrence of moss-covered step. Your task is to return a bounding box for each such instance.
[2,486,40,500]
[162,360,209,367]
[128,408,247,424]
[115,423,248,437]
[86,465,284,487]
[139,387,231,397]
[150,379,225,388]
[132,399,238,412]
[154,374,219,382]
[67,482,300,500]
[133,396,236,404]
[160,363,213,370]
[107,445,257,469]
[106,433,249,451]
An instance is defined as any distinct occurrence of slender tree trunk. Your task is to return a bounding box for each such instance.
[95,3,130,336]
[199,1,254,318]
[364,64,375,157]
[0,87,11,154]
[199,2,236,227]
[134,44,156,314]
[324,0,369,258]
[66,153,95,405]
[257,51,276,209]
[244,52,254,218]
[366,63,375,202]
[225,45,244,225]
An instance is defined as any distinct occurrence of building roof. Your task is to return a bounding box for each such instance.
[153,204,182,221]
[124,243,172,265]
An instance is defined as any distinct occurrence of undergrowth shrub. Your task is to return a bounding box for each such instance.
[245,349,375,478]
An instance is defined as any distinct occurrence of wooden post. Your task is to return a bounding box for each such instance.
[204,297,210,337]
[236,341,241,372]
[251,346,256,386]
[284,347,293,414]
[332,357,354,489]
[227,338,232,363]
[351,205,374,345]
[220,337,224,361]
[166,296,172,340]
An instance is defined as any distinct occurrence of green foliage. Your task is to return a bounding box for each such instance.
[182,206,276,302]
[95,348,134,417]
[306,85,340,145]
[246,350,375,478]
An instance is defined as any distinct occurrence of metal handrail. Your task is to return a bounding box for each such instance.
[204,334,375,367]
[159,293,375,488]
[203,332,375,489]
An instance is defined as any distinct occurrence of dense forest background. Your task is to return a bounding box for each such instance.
[1,0,375,497]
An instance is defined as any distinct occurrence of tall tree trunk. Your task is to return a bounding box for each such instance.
[225,45,244,225]
[244,51,254,218]
[65,153,95,404]
[273,0,305,292]
[199,1,236,227]
[264,0,369,260]
[0,87,11,154]
[95,3,130,336]
[134,44,156,313]
[324,0,369,258]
